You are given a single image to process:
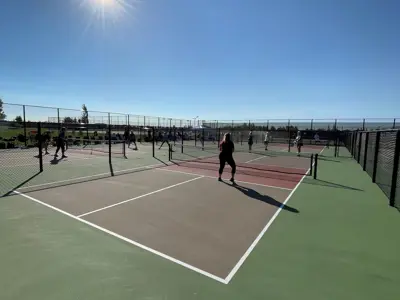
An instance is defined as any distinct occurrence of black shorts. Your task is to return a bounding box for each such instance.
[297,142,303,147]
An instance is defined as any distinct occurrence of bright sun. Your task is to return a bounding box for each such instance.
[78,0,139,31]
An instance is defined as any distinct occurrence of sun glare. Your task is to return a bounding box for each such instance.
[78,0,140,32]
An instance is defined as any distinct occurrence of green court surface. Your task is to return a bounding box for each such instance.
[0,147,399,300]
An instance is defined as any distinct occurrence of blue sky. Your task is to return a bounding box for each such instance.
[0,0,399,122]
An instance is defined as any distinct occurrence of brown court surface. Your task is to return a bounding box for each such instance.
[23,168,294,279]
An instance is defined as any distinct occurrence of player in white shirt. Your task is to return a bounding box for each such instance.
[264,131,270,150]
[294,131,303,156]
[314,132,320,144]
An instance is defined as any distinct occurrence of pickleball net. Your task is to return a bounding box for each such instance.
[63,138,126,157]
[170,144,315,182]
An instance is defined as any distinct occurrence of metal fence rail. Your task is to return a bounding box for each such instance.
[343,130,400,211]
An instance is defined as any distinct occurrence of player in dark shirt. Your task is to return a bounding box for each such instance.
[248,131,253,152]
[129,131,138,150]
[42,131,51,155]
[54,127,67,158]
[218,133,236,184]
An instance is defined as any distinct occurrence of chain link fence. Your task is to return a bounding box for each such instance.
[343,130,400,211]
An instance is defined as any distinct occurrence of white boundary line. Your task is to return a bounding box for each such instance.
[77,176,204,217]
[156,168,292,191]
[12,190,227,284]
[223,146,326,284]
[244,156,265,163]
[15,163,166,191]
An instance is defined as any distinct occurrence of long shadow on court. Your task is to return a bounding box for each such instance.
[302,178,363,191]
[222,181,299,213]
[1,172,42,197]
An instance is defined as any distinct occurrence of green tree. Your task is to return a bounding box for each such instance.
[0,98,6,120]
[63,117,75,123]
[81,104,89,124]
[15,115,23,124]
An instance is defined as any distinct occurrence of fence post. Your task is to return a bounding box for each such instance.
[393,118,396,129]
[362,119,365,131]
[357,132,362,163]
[310,119,313,130]
[152,127,156,157]
[372,131,381,183]
[287,119,291,152]
[363,132,369,170]
[37,122,43,172]
[23,105,27,147]
[389,130,400,206]
[334,119,337,131]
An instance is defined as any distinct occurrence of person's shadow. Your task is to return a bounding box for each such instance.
[222,181,299,213]
[50,156,65,165]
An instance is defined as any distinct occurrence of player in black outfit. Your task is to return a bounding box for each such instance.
[248,131,253,152]
[42,131,51,155]
[54,127,67,158]
[218,133,236,184]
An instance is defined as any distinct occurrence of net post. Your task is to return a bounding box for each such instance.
[123,139,126,158]
[309,154,313,176]
[169,144,172,161]
[313,154,318,179]
[108,113,112,166]
[336,137,340,157]
[357,132,362,163]
[363,132,369,170]
[152,127,155,157]
[372,131,381,183]
[23,105,27,147]
[38,122,43,172]
[194,128,197,146]
[389,130,400,206]
[202,127,205,150]
[181,128,184,153]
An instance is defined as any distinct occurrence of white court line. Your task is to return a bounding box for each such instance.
[77,176,204,217]
[156,168,292,191]
[12,190,227,284]
[16,163,166,191]
[223,146,326,284]
[243,147,288,163]
[244,156,265,163]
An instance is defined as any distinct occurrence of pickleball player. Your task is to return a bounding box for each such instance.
[42,131,51,155]
[295,131,303,156]
[218,133,236,184]
[54,127,67,158]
